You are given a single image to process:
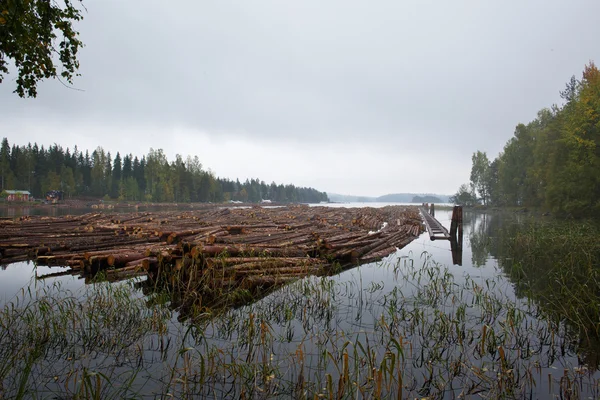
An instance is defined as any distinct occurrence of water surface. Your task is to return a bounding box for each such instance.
[1,206,598,398]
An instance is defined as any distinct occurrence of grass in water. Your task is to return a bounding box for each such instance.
[499,219,600,368]
[1,236,599,398]
[0,279,171,399]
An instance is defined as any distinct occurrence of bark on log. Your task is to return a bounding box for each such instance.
[0,205,423,300]
[107,251,149,267]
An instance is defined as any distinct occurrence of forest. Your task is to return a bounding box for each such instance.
[454,62,600,217]
[0,141,329,204]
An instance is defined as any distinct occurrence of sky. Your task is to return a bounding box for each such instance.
[2,0,600,197]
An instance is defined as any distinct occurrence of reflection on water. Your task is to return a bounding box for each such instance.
[0,204,212,218]
[0,262,83,306]
[0,205,105,218]
[1,206,60,218]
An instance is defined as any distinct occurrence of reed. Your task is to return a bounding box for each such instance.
[1,244,599,398]
[499,219,600,369]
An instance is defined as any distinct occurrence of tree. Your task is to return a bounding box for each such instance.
[123,177,139,201]
[145,148,170,201]
[560,75,579,103]
[450,184,479,207]
[470,151,491,205]
[0,138,10,190]
[487,159,500,206]
[90,147,107,196]
[111,152,122,198]
[122,154,132,180]
[554,61,600,216]
[42,170,61,194]
[60,166,75,197]
[0,0,84,97]
[0,137,331,204]
[462,62,600,216]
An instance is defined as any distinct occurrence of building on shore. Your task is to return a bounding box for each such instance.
[4,190,31,202]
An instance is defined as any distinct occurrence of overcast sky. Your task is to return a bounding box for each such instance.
[2,0,600,197]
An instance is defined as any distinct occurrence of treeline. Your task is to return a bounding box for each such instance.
[411,195,441,204]
[0,141,329,204]
[453,62,600,217]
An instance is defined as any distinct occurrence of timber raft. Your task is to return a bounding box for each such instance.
[0,205,424,312]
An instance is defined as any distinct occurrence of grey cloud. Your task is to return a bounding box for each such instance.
[2,0,600,195]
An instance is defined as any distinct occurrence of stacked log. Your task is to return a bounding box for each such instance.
[0,205,425,306]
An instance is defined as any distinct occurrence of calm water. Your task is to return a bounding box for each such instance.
[0,204,210,218]
[0,207,478,305]
[1,206,598,398]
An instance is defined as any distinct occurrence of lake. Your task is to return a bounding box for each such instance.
[1,206,598,398]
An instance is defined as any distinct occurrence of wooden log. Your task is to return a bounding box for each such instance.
[0,243,34,248]
[84,249,126,261]
[277,222,314,230]
[2,247,34,257]
[110,213,150,225]
[105,270,147,282]
[320,232,364,245]
[234,231,308,245]
[174,256,194,270]
[325,233,384,250]
[0,205,423,291]
[245,246,309,257]
[35,245,69,256]
[107,262,144,274]
[35,254,84,266]
[142,257,158,270]
[359,246,399,263]
[190,244,242,258]
[146,244,179,257]
[167,228,211,244]
[234,265,321,278]
[88,255,109,267]
[225,226,248,234]
[204,230,229,244]
[360,237,415,264]
[182,228,228,244]
[240,276,298,290]
[205,256,323,268]
[65,259,84,269]
[107,251,148,267]
[220,259,317,274]
[71,236,161,252]
[353,231,409,260]
[0,254,30,264]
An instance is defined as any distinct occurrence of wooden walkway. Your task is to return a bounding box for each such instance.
[419,207,450,240]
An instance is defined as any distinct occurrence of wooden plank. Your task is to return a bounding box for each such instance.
[419,207,450,240]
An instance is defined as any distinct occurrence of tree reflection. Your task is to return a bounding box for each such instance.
[496,220,600,370]
[464,211,493,267]
[461,211,600,369]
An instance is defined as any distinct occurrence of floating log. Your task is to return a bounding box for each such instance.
[0,205,425,313]
[107,251,148,267]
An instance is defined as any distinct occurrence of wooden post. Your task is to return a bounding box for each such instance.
[450,206,458,236]
[450,234,463,266]
[450,206,463,236]
[450,206,463,265]
[457,206,463,238]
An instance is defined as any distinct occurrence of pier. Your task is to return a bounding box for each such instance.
[419,204,464,266]
[419,204,450,240]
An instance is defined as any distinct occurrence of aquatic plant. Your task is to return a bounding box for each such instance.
[1,248,599,398]
[499,219,600,368]
[0,279,171,399]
